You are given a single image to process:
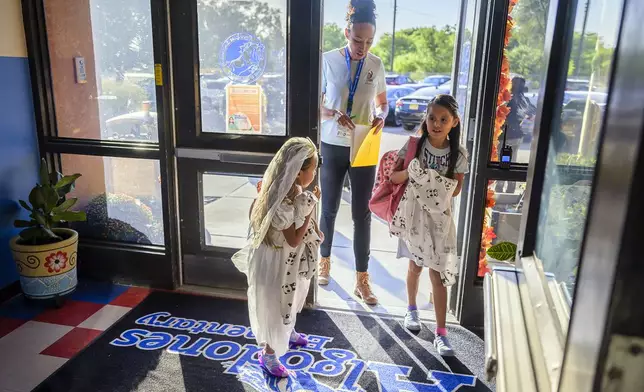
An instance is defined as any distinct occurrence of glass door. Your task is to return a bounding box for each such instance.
[169,0,322,291]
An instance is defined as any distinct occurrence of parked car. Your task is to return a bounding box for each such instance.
[385,86,415,126]
[395,87,444,131]
[104,111,158,142]
[401,83,433,91]
[386,74,415,85]
[422,75,451,87]
[200,76,228,113]
[123,72,157,111]
[558,95,606,153]
[563,91,607,106]
[566,78,594,92]
[434,81,452,95]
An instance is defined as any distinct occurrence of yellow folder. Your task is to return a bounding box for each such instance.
[351,126,382,167]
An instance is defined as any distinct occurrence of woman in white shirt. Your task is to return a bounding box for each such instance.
[318,0,388,305]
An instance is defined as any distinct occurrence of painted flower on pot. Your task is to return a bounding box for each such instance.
[45,251,68,273]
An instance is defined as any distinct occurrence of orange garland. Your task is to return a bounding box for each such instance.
[478,0,518,277]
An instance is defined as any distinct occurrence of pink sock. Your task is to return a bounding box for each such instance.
[435,327,447,337]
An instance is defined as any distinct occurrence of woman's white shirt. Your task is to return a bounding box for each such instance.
[321,49,387,147]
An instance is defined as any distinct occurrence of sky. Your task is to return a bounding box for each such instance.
[322,0,620,47]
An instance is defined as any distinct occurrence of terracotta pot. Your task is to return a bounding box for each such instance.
[9,228,79,299]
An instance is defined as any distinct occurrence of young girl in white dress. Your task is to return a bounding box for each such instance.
[391,95,469,357]
[233,137,322,377]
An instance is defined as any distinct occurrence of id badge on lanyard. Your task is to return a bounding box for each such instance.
[337,47,364,139]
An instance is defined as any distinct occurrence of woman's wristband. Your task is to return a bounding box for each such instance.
[374,105,389,121]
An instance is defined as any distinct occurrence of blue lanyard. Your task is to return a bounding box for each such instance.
[345,47,364,117]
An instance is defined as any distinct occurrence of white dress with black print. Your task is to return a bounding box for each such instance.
[396,140,468,274]
[391,159,460,286]
[245,192,319,357]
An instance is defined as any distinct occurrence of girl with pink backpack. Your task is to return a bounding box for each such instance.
[373,94,469,356]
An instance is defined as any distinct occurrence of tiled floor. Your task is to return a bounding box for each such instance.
[0,281,150,392]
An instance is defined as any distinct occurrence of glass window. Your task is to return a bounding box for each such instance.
[197,0,287,136]
[44,0,158,141]
[61,155,164,245]
[202,174,258,249]
[491,0,553,163]
[454,0,477,119]
[534,0,620,300]
[479,181,525,276]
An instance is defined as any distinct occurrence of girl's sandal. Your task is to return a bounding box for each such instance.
[259,353,290,378]
[289,333,309,348]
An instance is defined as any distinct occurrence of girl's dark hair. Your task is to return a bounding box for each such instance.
[346,0,377,28]
[417,94,462,179]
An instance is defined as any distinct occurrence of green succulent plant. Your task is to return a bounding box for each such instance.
[13,158,86,245]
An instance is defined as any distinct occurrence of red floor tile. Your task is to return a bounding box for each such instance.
[0,317,26,339]
[33,300,104,327]
[40,327,102,359]
[110,287,151,308]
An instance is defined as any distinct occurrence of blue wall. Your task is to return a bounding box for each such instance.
[0,1,40,290]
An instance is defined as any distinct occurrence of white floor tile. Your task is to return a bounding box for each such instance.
[78,304,131,331]
[0,321,72,358]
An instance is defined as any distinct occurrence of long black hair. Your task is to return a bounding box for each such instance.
[346,0,377,28]
[417,94,462,179]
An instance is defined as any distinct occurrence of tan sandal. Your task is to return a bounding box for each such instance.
[318,257,331,286]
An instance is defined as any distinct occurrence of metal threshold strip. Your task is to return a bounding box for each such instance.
[484,257,571,392]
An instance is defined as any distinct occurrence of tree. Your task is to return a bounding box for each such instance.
[91,0,155,78]
[197,1,285,73]
[506,44,543,79]
[91,0,285,77]
[506,0,615,86]
[370,26,455,77]
[323,23,346,52]
[509,0,549,50]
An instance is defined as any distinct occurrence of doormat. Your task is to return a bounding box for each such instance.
[35,291,494,392]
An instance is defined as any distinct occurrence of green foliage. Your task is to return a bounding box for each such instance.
[555,153,597,167]
[506,44,544,80]
[197,1,285,72]
[323,23,456,75]
[89,0,155,75]
[91,0,285,75]
[371,26,456,74]
[507,0,615,85]
[487,242,518,262]
[14,159,86,245]
[322,23,346,52]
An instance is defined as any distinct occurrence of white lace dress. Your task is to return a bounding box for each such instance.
[245,200,311,357]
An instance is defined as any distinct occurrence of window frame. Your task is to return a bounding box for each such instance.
[21,0,179,288]
[170,0,319,154]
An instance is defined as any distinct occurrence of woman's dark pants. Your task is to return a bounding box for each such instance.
[320,142,376,273]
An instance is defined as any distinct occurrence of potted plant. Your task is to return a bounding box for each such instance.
[9,159,86,302]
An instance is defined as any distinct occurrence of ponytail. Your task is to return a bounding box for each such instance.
[446,122,461,179]
[416,122,428,160]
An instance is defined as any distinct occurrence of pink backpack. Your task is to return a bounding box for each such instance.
[369,137,420,223]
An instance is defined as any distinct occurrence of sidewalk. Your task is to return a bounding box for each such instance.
[202,174,438,319]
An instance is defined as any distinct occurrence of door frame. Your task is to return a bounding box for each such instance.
[21,0,179,288]
[166,0,322,291]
